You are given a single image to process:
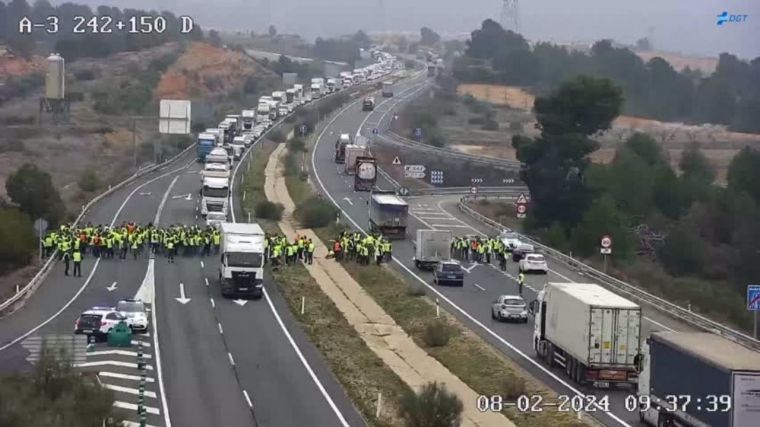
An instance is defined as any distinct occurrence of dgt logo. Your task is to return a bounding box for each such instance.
[717,11,749,26]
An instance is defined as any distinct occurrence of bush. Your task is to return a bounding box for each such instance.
[0,140,25,152]
[398,382,463,427]
[509,121,524,133]
[2,115,35,125]
[407,284,427,297]
[284,114,296,123]
[254,200,284,220]
[0,208,36,274]
[74,69,96,81]
[67,91,85,102]
[289,138,306,152]
[427,133,446,148]
[501,373,527,400]
[481,118,499,131]
[421,320,452,347]
[268,129,286,143]
[243,76,259,94]
[77,170,100,193]
[294,196,337,228]
[468,116,485,125]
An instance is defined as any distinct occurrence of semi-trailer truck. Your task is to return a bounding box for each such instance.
[334,133,350,163]
[413,229,452,270]
[196,133,216,161]
[382,81,394,97]
[354,156,377,191]
[241,110,255,131]
[218,222,265,299]
[362,97,375,111]
[344,144,367,175]
[529,282,642,388]
[200,176,230,219]
[638,332,760,427]
[369,193,408,239]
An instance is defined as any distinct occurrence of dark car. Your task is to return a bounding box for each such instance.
[434,261,464,287]
[511,243,535,262]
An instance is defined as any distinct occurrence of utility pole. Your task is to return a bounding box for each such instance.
[500,0,519,33]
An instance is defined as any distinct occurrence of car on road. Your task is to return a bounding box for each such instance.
[511,243,535,262]
[499,231,522,251]
[116,299,149,332]
[433,261,464,287]
[491,295,529,323]
[518,253,548,274]
[74,307,129,340]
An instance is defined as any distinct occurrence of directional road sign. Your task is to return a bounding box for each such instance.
[405,172,425,179]
[516,193,529,204]
[404,165,425,173]
[430,170,444,185]
[33,217,48,238]
[22,335,88,365]
[470,186,478,195]
[748,285,760,311]
[414,128,423,138]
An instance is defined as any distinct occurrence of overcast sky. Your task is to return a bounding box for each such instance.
[58,0,760,58]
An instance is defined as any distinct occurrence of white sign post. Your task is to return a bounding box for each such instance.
[600,235,612,272]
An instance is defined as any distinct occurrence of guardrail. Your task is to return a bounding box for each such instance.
[0,143,195,316]
[456,195,760,352]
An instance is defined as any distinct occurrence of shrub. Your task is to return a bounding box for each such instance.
[289,138,306,152]
[284,114,296,123]
[509,121,524,133]
[407,284,427,297]
[427,133,446,148]
[421,320,452,347]
[2,115,35,125]
[0,140,25,152]
[501,373,527,400]
[294,196,337,228]
[78,170,100,193]
[468,116,485,125]
[0,208,36,274]
[398,382,463,427]
[74,69,96,81]
[67,92,85,102]
[268,129,286,143]
[481,118,499,131]
[255,200,284,220]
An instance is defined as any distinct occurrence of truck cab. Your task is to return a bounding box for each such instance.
[334,133,350,163]
[382,81,394,97]
[200,176,230,219]
[362,97,375,111]
[196,133,217,162]
[219,222,265,299]
[293,84,304,104]
[310,83,323,99]
[241,110,256,131]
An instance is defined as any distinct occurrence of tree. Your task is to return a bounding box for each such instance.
[351,30,372,49]
[5,163,65,226]
[0,347,122,426]
[533,75,623,137]
[465,19,528,60]
[679,144,715,186]
[0,208,36,273]
[420,27,441,46]
[624,133,667,167]
[268,25,277,37]
[398,382,463,427]
[635,37,651,51]
[657,224,705,276]
[570,194,632,259]
[207,29,222,47]
[727,147,760,203]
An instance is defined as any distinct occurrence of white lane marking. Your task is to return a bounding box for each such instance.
[229,118,352,427]
[99,371,155,383]
[261,288,352,427]
[113,401,160,415]
[218,323,224,334]
[75,361,153,370]
[462,264,478,273]
[473,283,486,291]
[430,224,472,228]
[343,197,353,206]
[311,107,631,427]
[0,162,191,352]
[243,390,254,408]
[87,350,152,359]
[210,297,215,308]
[436,198,677,333]
[228,352,235,366]
[154,176,179,224]
[200,260,205,269]
[131,340,151,347]
[204,277,209,287]
[123,422,159,427]
[134,259,155,304]
[107,281,118,292]
[104,383,157,398]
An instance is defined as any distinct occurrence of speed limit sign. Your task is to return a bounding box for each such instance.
[600,235,612,254]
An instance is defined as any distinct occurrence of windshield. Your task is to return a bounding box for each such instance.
[203,186,229,198]
[227,252,263,268]
[442,264,461,272]
[527,255,545,262]
[117,301,145,313]
[503,299,524,306]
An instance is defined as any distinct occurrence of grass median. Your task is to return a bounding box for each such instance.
[238,138,411,427]
[281,142,591,427]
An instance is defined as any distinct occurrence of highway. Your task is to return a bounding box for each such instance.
[0,115,364,425]
[309,74,695,427]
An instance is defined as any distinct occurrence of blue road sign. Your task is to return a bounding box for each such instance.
[414,128,422,137]
[372,128,379,134]
[300,125,307,135]
[748,285,760,311]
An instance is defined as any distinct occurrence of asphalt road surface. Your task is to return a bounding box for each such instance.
[310,74,695,427]
[1,127,364,425]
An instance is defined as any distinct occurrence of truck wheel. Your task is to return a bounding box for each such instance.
[414,260,420,269]
[547,344,555,368]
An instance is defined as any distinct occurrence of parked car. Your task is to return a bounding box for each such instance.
[491,295,529,323]
[74,307,128,340]
[116,299,149,332]
[519,253,548,274]
[433,261,464,287]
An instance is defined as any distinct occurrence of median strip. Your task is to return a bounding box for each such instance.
[266,143,512,426]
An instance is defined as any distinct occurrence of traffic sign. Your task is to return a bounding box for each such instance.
[398,187,410,196]
[404,165,425,173]
[470,187,478,195]
[405,172,425,179]
[300,125,307,135]
[414,128,422,137]
[516,193,529,204]
[392,156,402,165]
[33,218,48,238]
[430,170,444,185]
[748,285,760,311]
[372,127,379,134]
[601,235,612,248]
[22,335,88,365]
[516,204,527,219]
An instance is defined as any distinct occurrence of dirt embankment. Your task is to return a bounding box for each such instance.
[156,42,276,100]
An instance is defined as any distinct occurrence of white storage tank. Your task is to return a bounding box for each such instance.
[45,53,65,100]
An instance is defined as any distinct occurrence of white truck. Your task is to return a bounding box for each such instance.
[382,81,394,97]
[413,229,452,270]
[326,78,341,93]
[225,115,241,136]
[344,144,367,175]
[202,162,231,180]
[231,136,246,160]
[638,332,760,427]
[272,91,286,106]
[205,128,224,146]
[205,147,229,165]
[310,82,324,99]
[241,110,256,131]
[285,88,296,107]
[200,176,229,221]
[368,193,408,239]
[218,222,265,299]
[293,84,304,104]
[529,282,642,388]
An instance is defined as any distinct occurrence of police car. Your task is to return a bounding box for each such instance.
[116,299,149,333]
[74,307,129,340]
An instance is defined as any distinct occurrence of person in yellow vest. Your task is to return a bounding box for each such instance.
[306,239,315,265]
[166,239,175,263]
[213,230,221,254]
[72,250,82,277]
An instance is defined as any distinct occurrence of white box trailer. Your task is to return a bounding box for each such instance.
[344,144,367,175]
[530,282,642,388]
[241,110,256,131]
[218,223,265,299]
[413,229,452,270]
